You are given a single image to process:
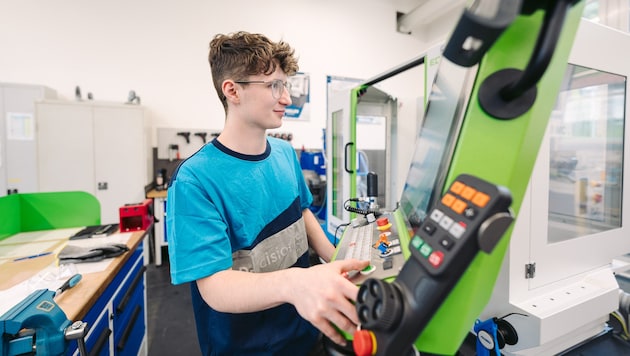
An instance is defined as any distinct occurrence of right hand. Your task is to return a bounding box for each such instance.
[285,259,370,346]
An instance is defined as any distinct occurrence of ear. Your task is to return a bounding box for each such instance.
[222,80,240,104]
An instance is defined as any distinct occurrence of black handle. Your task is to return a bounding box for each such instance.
[500,0,574,101]
[88,327,112,356]
[344,142,354,174]
[116,305,142,351]
[443,0,522,67]
[478,0,579,120]
[116,265,146,314]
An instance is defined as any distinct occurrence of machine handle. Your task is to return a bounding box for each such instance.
[478,0,580,119]
[116,305,141,351]
[443,0,522,67]
[500,0,575,101]
[344,142,354,174]
[88,327,111,356]
[116,265,146,314]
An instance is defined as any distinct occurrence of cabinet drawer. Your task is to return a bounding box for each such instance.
[67,308,111,356]
[113,252,145,324]
[114,290,145,356]
[86,310,112,356]
[67,247,146,356]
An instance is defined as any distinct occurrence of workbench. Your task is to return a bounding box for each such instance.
[0,192,149,355]
[146,189,167,266]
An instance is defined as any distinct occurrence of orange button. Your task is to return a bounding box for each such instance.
[353,330,376,356]
[472,192,490,208]
[450,181,465,194]
[441,193,456,207]
[460,186,477,200]
[451,199,467,214]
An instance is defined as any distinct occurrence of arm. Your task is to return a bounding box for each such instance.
[303,208,335,262]
[197,258,369,346]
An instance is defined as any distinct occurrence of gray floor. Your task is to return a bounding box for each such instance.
[146,247,200,356]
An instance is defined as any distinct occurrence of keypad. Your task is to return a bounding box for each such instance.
[410,177,496,270]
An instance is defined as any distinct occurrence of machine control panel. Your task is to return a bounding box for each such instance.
[333,213,407,285]
[353,174,513,356]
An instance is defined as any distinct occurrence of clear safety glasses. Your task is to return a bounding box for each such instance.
[235,79,292,99]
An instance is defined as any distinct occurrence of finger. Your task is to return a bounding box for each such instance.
[338,258,370,272]
[327,309,358,336]
[317,320,348,347]
[335,294,360,325]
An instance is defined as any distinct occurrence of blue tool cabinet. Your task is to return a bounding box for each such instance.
[67,246,146,356]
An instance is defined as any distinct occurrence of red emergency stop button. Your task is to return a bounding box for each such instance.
[353,329,376,356]
[376,217,391,231]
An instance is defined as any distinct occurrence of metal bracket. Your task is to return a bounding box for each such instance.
[525,262,536,279]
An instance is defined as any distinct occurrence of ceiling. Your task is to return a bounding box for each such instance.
[381,0,468,39]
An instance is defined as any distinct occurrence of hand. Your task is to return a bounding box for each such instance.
[286,259,370,346]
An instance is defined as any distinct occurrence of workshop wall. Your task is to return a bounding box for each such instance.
[0,0,433,149]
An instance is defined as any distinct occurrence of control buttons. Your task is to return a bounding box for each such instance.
[449,222,466,239]
[422,223,437,235]
[461,186,477,200]
[361,265,376,275]
[353,330,376,356]
[451,199,468,214]
[419,243,433,258]
[439,215,454,230]
[376,217,392,231]
[439,236,455,250]
[441,193,456,207]
[428,250,445,267]
[464,207,477,219]
[430,209,444,222]
[411,235,424,249]
[450,180,465,194]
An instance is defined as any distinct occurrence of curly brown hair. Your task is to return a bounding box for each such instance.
[208,31,299,112]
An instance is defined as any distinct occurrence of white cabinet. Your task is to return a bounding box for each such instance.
[36,100,151,224]
[0,83,56,196]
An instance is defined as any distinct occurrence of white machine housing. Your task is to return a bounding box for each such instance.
[480,19,630,355]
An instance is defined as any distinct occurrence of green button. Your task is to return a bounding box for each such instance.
[411,235,424,249]
[419,243,433,258]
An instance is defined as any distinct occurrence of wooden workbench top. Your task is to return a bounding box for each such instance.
[55,230,147,321]
[146,189,167,199]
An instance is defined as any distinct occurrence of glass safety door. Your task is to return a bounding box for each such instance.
[326,84,356,240]
[526,19,630,289]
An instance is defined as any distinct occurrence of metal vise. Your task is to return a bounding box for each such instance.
[1,289,88,356]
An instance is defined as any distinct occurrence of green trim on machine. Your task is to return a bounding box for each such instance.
[413,3,586,354]
[348,85,367,219]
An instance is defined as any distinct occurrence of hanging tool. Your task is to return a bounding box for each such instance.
[176,132,191,144]
[194,132,208,143]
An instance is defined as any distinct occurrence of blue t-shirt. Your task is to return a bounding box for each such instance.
[167,137,318,355]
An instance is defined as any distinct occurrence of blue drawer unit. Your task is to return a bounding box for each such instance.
[68,246,147,356]
[113,252,146,356]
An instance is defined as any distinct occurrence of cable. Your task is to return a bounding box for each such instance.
[610,310,630,340]
[334,222,350,248]
[343,198,381,217]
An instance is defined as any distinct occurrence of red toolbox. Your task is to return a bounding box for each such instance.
[119,199,154,232]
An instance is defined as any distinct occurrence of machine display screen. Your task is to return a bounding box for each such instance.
[398,59,475,231]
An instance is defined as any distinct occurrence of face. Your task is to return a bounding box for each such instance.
[233,67,293,130]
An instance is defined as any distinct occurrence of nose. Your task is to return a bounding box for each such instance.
[279,86,292,105]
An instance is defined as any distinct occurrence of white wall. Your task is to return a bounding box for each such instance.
[0,0,433,149]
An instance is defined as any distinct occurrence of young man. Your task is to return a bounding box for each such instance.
[166,31,368,355]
